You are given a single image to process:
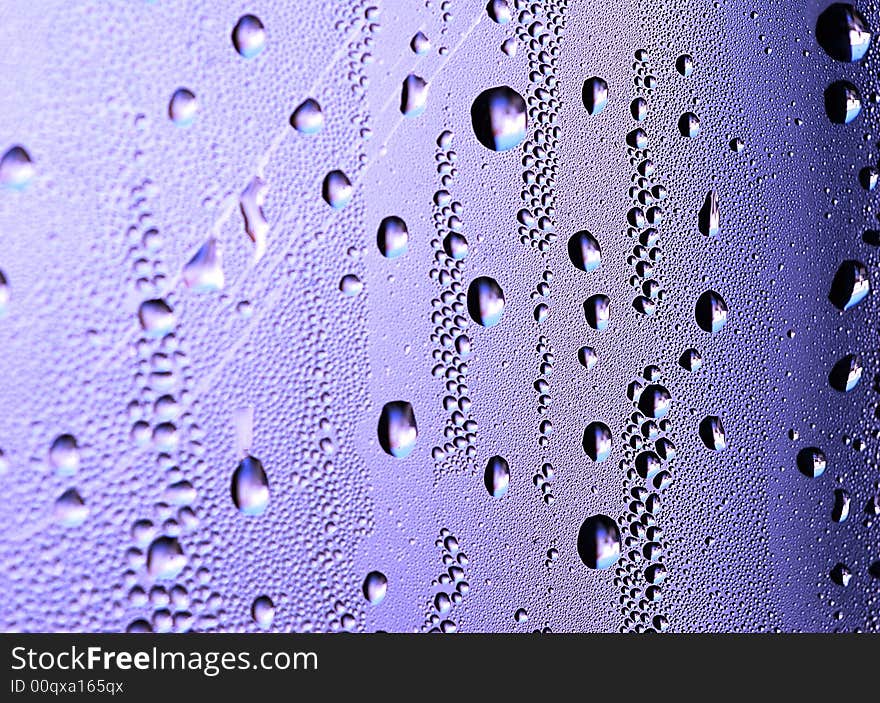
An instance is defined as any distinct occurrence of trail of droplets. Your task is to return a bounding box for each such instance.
[423,528,469,632]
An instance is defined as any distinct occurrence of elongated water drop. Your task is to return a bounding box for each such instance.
[377,216,409,259]
[231,456,270,515]
[484,455,510,498]
[568,231,602,272]
[816,4,871,62]
[378,401,417,458]
[183,237,224,292]
[829,260,869,310]
[582,77,608,115]
[400,74,428,117]
[467,276,505,327]
[695,290,728,333]
[699,190,719,237]
[363,571,388,605]
[699,415,727,451]
[322,170,352,209]
[232,15,266,58]
[241,177,269,261]
[583,421,612,462]
[168,88,197,126]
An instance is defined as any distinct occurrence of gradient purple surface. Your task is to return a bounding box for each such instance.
[0,0,879,632]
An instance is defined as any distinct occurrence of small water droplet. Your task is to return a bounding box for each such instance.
[443,232,469,260]
[147,536,187,579]
[631,98,647,121]
[340,274,363,296]
[638,384,672,419]
[679,347,702,372]
[829,260,870,310]
[825,80,862,124]
[400,74,428,117]
[578,346,598,370]
[797,447,827,478]
[582,421,612,462]
[183,237,224,292]
[829,353,862,392]
[49,434,80,475]
[411,31,431,55]
[699,190,720,237]
[54,488,88,527]
[251,595,275,628]
[699,415,727,451]
[832,488,851,523]
[678,112,701,137]
[0,146,35,189]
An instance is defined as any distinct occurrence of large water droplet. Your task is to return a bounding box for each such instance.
[797,447,827,478]
[138,299,175,337]
[443,232,469,260]
[568,231,602,272]
[829,353,862,392]
[631,98,647,121]
[582,421,612,462]
[678,112,701,137]
[377,216,409,259]
[832,488,851,523]
[638,384,672,419]
[484,455,510,498]
[487,0,512,24]
[411,31,430,55]
[825,80,862,124]
[290,98,324,134]
[699,415,727,451]
[363,571,388,605]
[49,434,80,475]
[54,488,88,527]
[577,514,621,569]
[0,146,35,189]
[582,77,609,115]
[679,347,702,372]
[378,401,418,458]
[583,294,610,331]
[231,456,270,515]
[635,450,662,480]
[232,15,266,58]
[183,237,224,292]
[699,190,719,237]
[695,290,728,333]
[168,88,197,126]
[340,274,363,296]
[252,596,275,628]
[147,536,187,579]
[471,86,527,152]
[400,74,428,117]
[467,276,505,327]
[322,170,352,209]
[829,260,870,310]
[816,3,871,62]
[676,54,695,76]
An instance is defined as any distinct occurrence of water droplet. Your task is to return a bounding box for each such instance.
[484,455,510,498]
[378,401,417,458]
[138,299,175,337]
[363,571,388,605]
[322,170,353,209]
[377,216,409,259]
[678,112,701,137]
[583,294,610,331]
[825,80,862,124]
[829,260,870,310]
[695,290,728,333]
[676,54,694,76]
[816,3,871,62]
[831,562,852,586]
[467,276,505,327]
[582,77,609,115]
[400,74,428,118]
[183,237,224,292]
[628,128,648,148]
[568,230,602,272]
[252,595,275,628]
[0,270,9,315]
[168,89,197,126]
[577,514,621,569]
[147,536,187,579]
[638,384,672,419]
[635,450,662,480]
[232,15,266,58]
[0,145,35,189]
[582,421,612,462]
[411,31,431,55]
[514,608,528,623]
[501,38,518,57]
[471,86,527,152]
[832,488,851,523]
[699,190,719,237]
[797,447,827,478]
[340,274,363,296]
[487,0,512,24]
[231,455,270,515]
[240,176,269,261]
[860,166,878,191]
[699,415,727,451]
[49,434,80,475]
[443,232,469,260]
[679,347,702,372]
[631,98,647,121]
[290,98,324,134]
[829,353,862,392]
[578,346,598,370]
[54,488,88,527]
